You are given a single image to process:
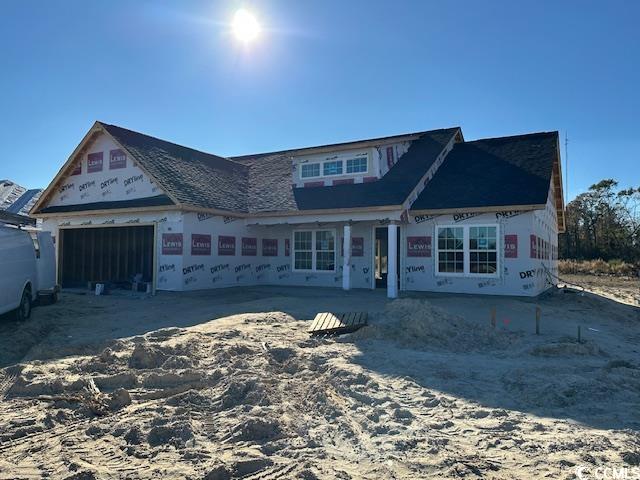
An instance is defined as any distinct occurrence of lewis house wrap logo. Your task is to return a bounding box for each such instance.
[262,238,278,257]
[504,234,518,258]
[109,149,127,169]
[241,237,257,256]
[351,237,364,257]
[218,236,236,256]
[87,152,103,173]
[407,236,431,257]
[340,237,364,257]
[162,233,183,255]
[191,234,211,256]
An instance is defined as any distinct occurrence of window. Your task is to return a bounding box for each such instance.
[323,160,343,176]
[315,230,335,270]
[469,226,497,274]
[294,231,313,270]
[298,153,369,180]
[537,237,543,259]
[293,230,336,271]
[437,227,464,273]
[346,157,367,174]
[436,225,499,277]
[301,163,320,179]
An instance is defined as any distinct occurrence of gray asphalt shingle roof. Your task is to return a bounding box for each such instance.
[101,123,249,212]
[410,131,559,211]
[84,123,556,217]
[292,128,458,211]
[240,128,459,213]
[100,123,459,214]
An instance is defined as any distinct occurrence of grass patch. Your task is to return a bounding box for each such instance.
[558,259,639,276]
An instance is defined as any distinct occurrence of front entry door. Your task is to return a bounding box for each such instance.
[374,226,400,289]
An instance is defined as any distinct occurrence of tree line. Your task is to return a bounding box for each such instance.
[560,179,640,263]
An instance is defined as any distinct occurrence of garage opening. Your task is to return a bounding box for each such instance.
[59,225,154,289]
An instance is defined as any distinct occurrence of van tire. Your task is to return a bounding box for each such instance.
[14,289,32,322]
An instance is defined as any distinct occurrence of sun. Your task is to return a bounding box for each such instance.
[232,9,260,43]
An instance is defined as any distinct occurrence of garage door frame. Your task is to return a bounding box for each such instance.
[57,222,158,294]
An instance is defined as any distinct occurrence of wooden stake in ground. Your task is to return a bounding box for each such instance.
[491,307,496,329]
[535,306,541,335]
[577,325,582,343]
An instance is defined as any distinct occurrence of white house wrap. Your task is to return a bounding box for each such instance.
[33,122,565,297]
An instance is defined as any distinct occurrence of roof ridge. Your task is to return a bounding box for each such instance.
[231,126,461,161]
[466,131,559,144]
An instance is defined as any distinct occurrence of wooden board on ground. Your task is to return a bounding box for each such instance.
[308,312,368,336]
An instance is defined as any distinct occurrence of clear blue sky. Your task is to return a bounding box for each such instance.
[2,1,638,201]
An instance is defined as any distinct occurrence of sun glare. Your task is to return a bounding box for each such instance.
[232,9,260,43]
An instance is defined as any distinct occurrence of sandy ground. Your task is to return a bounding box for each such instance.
[562,273,640,307]
[0,281,639,479]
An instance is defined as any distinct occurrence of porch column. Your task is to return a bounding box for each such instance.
[387,224,398,298]
[342,224,351,290]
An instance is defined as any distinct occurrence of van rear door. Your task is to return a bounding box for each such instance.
[35,231,56,292]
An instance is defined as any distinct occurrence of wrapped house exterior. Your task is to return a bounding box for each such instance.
[31,122,565,297]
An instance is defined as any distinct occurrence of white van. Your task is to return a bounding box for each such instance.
[0,224,58,321]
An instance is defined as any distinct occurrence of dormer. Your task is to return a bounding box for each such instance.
[293,148,376,187]
[291,138,414,188]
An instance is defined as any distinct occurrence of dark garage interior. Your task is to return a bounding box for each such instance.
[59,225,154,288]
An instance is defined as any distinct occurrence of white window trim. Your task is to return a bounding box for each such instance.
[298,154,369,180]
[322,160,344,177]
[300,163,322,180]
[435,224,500,278]
[435,225,465,277]
[291,228,337,273]
[345,157,368,174]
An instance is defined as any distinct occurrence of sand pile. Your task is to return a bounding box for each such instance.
[1,290,639,479]
[0,310,433,478]
[352,298,518,351]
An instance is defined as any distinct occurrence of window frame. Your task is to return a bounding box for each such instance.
[435,226,465,275]
[322,160,343,176]
[300,163,321,179]
[292,228,337,273]
[293,230,313,271]
[345,156,368,174]
[298,154,369,180]
[435,224,500,278]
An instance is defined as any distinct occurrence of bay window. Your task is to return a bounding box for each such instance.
[436,225,499,277]
[293,230,336,271]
